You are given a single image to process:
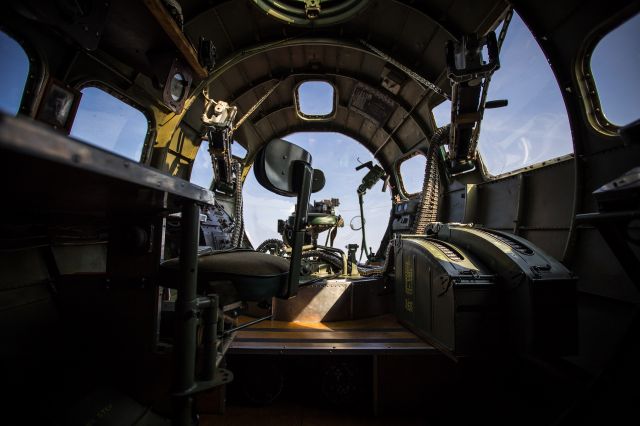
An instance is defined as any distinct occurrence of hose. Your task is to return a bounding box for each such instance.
[257,239,344,273]
[301,249,344,273]
[357,242,394,277]
[256,239,286,256]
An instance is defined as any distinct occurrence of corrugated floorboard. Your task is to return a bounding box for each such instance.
[200,401,428,426]
[228,314,434,354]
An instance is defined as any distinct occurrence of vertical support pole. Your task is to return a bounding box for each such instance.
[173,201,200,426]
[357,191,369,261]
[286,161,313,299]
[372,354,379,416]
[202,295,218,381]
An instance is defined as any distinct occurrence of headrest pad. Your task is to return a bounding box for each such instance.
[254,138,313,197]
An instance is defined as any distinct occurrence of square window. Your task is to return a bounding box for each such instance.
[70,87,149,161]
[399,153,426,195]
[295,81,336,120]
[0,31,29,116]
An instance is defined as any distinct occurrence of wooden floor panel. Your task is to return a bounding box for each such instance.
[200,403,427,426]
[228,314,434,354]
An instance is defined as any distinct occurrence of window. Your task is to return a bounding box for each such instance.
[191,141,246,189]
[0,31,29,115]
[399,153,426,195]
[295,81,336,119]
[243,132,390,251]
[70,87,148,161]
[190,141,214,189]
[432,100,451,128]
[590,13,640,127]
[477,12,573,176]
[233,141,247,159]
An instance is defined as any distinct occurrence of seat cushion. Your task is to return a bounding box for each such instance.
[160,250,290,302]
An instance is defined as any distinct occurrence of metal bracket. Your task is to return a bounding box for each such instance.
[172,368,234,397]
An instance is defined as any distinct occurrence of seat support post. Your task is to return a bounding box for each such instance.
[286,161,313,298]
[173,200,200,426]
[201,294,218,381]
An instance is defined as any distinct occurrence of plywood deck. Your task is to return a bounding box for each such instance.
[228,314,435,354]
[200,402,426,426]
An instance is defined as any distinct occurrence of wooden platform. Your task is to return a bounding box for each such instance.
[200,401,426,426]
[228,314,435,354]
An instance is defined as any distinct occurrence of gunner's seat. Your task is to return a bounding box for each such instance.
[160,249,290,304]
[160,138,324,304]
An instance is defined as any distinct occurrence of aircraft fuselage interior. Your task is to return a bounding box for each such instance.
[1,0,639,425]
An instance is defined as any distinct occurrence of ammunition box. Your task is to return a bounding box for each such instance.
[394,236,499,355]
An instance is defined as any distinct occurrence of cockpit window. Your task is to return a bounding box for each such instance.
[399,153,426,196]
[70,86,149,161]
[590,13,640,127]
[243,132,390,251]
[190,141,214,189]
[295,81,336,119]
[233,141,247,160]
[477,12,573,176]
[432,100,451,128]
[0,31,29,115]
[191,140,245,189]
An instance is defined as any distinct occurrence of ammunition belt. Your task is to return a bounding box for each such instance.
[411,125,449,235]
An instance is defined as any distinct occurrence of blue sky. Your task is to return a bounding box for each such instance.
[298,81,335,115]
[191,131,392,251]
[1,10,638,252]
[0,33,28,115]
[191,139,247,188]
[400,154,427,194]
[191,130,392,251]
[70,87,149,160]
[591,13,640,126]
[435,12,580,175]
[0,33,149,160]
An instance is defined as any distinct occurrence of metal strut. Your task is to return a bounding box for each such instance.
[359,39,451,100]
[354,161,386,261]
[233,79,282,133]
[357,191,369,261]
[172,203,233,426]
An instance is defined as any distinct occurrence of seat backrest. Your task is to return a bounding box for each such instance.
[254,138,325,196]
[253,138,325,298]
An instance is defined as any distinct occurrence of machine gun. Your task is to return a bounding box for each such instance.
[277,198,343,248]
[353,161,386,261]
[202,98,238,193]
[356,161,386,194]
[445,9,513,175]
[261,198,345,277]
